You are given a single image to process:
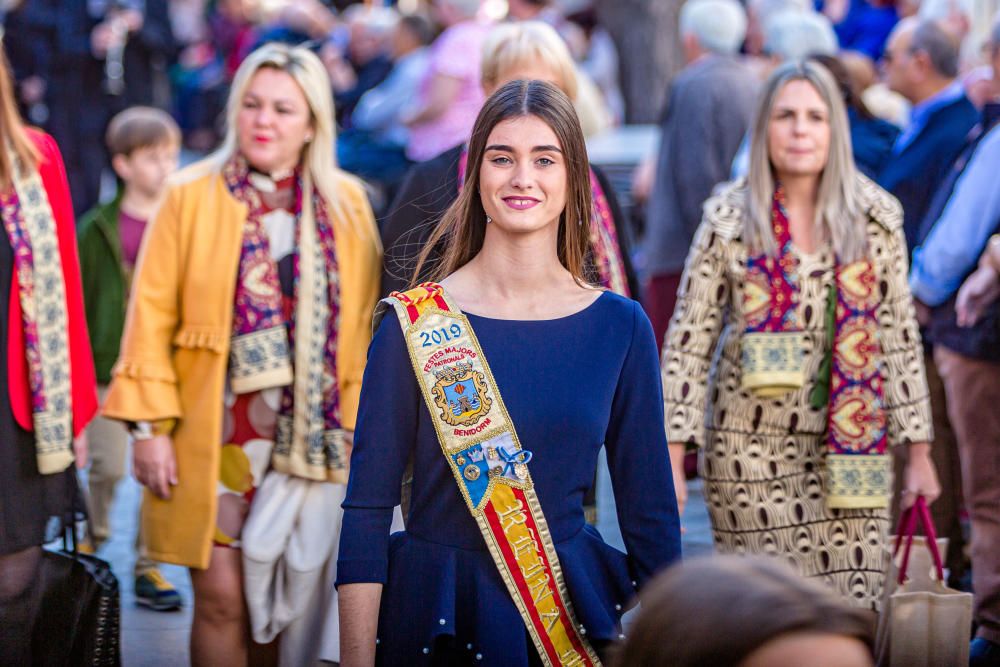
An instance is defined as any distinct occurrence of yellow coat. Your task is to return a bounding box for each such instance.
[102,165,381,569]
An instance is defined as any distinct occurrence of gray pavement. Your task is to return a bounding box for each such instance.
[87,448,713,666]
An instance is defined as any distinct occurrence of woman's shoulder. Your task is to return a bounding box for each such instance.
[25,129,69,185]
[591,290,641,320]
[700,178,748,241]
[166,158,228,200]
[25,127,57,160]
[584,291,652,342]
[368,301,413,368]
[855,173,903,234]
[329,168,366,202]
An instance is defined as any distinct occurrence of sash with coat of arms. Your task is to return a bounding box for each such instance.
[377,283,601,667]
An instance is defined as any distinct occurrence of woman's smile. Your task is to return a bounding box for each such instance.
[502,196,541,210]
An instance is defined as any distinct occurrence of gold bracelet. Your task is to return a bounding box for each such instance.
[129,418,177,441]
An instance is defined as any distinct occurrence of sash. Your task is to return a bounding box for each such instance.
[378,283,601,667]
[2,146,74,474]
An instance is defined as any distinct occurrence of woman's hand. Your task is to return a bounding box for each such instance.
[133,435,178,500]
[73,432,89,469]
[668,443,688,533]
[901,442,940,510]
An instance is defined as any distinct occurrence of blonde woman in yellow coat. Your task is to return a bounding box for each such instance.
[103,44,381,666]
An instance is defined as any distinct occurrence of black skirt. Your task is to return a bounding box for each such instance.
[0,228,77,555]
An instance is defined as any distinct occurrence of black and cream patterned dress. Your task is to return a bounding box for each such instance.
[662,177,933,610]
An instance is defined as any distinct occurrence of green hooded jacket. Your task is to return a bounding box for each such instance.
[77,191,128,384]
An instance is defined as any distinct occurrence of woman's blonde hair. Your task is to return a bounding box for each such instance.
[195,43,343,214]
[0,45,38,187]
[745,59,866,262]
[480,21,579,101]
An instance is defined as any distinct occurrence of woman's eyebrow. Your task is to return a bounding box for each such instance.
[484,144,563,153]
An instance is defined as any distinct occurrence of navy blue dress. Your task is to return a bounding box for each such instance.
[336,291,681,665]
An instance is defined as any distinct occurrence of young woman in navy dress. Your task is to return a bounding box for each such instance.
[337,80,681,666]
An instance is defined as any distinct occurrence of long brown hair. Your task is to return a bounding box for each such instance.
[0,44,39,188]
[613,556,875,667]
[413,79,594,285]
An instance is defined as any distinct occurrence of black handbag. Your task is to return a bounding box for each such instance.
[31,478,121,666]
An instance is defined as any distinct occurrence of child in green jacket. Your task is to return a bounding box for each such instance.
[77,107,182,611]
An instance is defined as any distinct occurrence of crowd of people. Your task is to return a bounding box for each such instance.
[0,0,999,665]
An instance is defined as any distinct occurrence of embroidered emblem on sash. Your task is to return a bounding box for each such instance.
[431,361,492,426]
[378,283,601,667]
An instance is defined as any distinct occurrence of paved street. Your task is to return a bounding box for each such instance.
[83,448,713,666]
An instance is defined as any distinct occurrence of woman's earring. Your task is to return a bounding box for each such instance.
[486,215,492,224]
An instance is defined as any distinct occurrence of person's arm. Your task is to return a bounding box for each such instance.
[955,234,1000,327]
[353,54,425,134]
[605,301,681,588]
[402,72,462,127]
[335,176,383,430]
[339,583,383,667]
[661,217,731,518]
[985,234,1000,273]
[662,218,730,444]
[910,128,1000,307]
[337,315,420,665]
[352,70,403,133]
[102,186,184,423]
[98,186,185,499]
[880,216,934,447]
[402,25,476,128]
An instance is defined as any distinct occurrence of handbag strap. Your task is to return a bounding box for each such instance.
[62,465,79,555]
[895,496,945,585]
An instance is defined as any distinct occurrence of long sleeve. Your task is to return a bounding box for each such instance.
[336,314,420,586]
[351,51,427,136]
[605,301,681,586]
[661,219,730,446]
[334,176,383,429]
[878,221,934,446]
[102,186,183,422]
[910,127,1000,306]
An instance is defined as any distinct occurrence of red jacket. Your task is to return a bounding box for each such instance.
[7,130,97,438]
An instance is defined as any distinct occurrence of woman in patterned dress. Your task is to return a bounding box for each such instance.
[103,44,381,665]
[661,60,940,610]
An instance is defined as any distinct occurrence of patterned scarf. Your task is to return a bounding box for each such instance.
[744,190,889,509]
[1,147,74,474]
[457,149,630,296]
[224,155,347,483]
